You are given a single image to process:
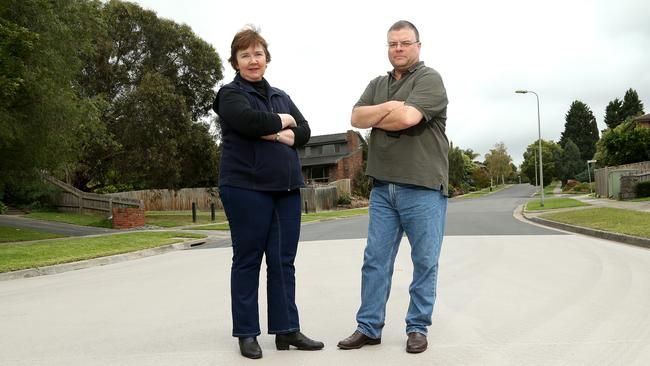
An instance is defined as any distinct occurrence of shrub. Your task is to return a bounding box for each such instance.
[636,181,650,198]
[0,201,7,214]
[337,192,352,205]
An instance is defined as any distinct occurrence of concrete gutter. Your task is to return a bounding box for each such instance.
[519,205,650,250]
[0,237,207,282]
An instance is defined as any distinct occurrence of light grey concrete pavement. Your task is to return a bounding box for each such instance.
[2,234,650,365]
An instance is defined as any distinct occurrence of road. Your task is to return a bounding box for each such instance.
[0,214,115,236]
[1,184,649,365]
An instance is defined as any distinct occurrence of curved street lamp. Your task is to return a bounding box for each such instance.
[516,89,544,207]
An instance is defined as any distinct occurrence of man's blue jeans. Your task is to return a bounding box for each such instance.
[356,181,447,338]
[219,185,301,337]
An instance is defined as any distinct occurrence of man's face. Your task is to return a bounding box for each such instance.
[387,28,421,71]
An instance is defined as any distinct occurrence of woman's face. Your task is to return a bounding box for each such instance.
[236,44,267,82]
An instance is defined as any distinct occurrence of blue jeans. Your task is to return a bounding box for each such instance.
[219,186,301,337]
[356,181,447,338]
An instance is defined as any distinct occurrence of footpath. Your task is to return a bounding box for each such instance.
[521,184,650,249]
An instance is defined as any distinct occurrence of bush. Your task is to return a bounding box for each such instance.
[0,201,7,214]
[337,192,352,205]
[636,181,650,198]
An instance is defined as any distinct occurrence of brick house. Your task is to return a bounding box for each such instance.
[635,113,650,129]
[297,130,365,186]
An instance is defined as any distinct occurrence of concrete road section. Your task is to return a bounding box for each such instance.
[1,234,650,365]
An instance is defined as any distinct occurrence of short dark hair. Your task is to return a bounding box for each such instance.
[388,20,420,42]
[228,26,271,70]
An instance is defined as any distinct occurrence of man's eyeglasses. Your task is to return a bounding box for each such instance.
[387,41,419,49]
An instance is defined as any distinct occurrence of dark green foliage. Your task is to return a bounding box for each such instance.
[560,100,599,162]
[448,142,466,188]
[594,119,650,166]
[520,140,561,187]
[620,88,644,121]
[604,98,622,129]
[635,181,650,198]
[337,192,352,205]
[555,139,583,185]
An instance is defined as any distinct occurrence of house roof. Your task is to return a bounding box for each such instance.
[300,153,348,167]
[304,132,349,146]
[635,113,650,122]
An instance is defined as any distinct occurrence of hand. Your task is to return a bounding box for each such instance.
[278,113,297,129]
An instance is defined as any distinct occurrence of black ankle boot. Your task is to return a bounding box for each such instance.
[275,331,324,350]
[238,337,262,359]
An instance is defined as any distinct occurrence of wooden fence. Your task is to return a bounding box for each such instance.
[44,175,143,217]
[594,161,650,198]
[110,179,351,212]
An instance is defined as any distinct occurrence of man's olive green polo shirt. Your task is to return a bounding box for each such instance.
[355,61,449,195]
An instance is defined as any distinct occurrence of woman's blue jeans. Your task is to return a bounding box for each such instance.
[219,185,301,337]
[356,181,447,338]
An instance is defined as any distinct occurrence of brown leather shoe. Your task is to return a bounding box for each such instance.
[406,332,427,353]
[337,330,381,349]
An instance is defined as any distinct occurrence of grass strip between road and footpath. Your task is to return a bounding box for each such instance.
[0,226,66,243]
[539,207,650,239]
[526,197,590,211]
[24,212,112,228]
[454,184,509,199]
[0,232,206,273]
[187,207,370,230]
[145,211,228,227]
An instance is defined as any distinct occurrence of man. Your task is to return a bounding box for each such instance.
[337,20,449,354]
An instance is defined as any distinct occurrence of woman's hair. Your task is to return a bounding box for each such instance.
[228,25,271,70]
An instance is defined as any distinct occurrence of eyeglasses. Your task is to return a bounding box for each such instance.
[387,40,419,49]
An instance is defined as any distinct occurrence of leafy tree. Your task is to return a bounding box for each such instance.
[471,166,491,189]
[559,100,599,162]
[604,98,623,129]
[555,139,583,185]
[594,118,650,166]
[619,88,645,121]
[520,140,561,187]
[76,0,224,190]
[448,142,466,189]
[0,0,100,202]
[484,142,513,185]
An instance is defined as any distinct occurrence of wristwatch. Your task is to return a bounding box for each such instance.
[275,132,280,142]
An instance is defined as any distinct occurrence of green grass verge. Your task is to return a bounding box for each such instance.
[0,226,66,243]
[0,231,206,273]
[539,207,650,239]
[145,211,227,227]
[526,197,590,211]
[24,211,112,228]
[454,185,508,199]
[188,207,370,230]
[628,196,650,202]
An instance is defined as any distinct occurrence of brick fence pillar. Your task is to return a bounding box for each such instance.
[112,207,145,229]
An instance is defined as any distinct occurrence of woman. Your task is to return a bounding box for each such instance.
[213,26,324,359]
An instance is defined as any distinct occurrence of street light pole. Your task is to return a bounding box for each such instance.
[516,89,544,207]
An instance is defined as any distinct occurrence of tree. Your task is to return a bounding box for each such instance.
[76,0,224,190]
[0,0,100,201]
[619,88,645,121]
[520,140,561,187]
[604,98,623,129]
[448,142,466,189]
[555,139,583,185]
[559,100,599,162]
[484,142,513,185]
[594,119,650,166]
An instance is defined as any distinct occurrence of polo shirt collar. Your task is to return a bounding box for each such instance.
[388,61,425,78]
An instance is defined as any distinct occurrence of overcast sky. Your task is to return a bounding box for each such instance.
[131,0,650,166]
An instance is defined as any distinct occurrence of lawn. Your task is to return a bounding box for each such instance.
[188,207,369,230]
[0,226,66,243]
[24,211,112,228]
[145,210,227,227]
[539,207,650,239]
[454,185,509,199]
[0,231,206,273]
[526,197,591,211]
